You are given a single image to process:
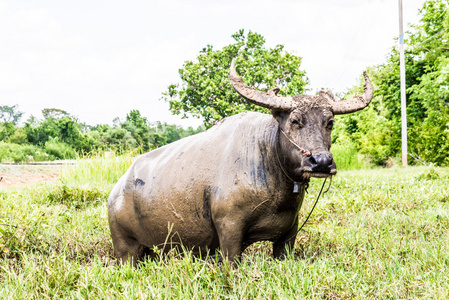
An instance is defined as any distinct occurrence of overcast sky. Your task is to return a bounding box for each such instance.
[1,0,425,128]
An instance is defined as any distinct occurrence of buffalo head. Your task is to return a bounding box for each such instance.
[229,58,373,181]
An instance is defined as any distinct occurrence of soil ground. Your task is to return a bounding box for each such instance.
[0,163,74,190]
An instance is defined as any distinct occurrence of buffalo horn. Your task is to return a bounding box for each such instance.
[229,58,293,111]
[331,71,374,115]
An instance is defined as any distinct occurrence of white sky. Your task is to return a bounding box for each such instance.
[0,0,425,128]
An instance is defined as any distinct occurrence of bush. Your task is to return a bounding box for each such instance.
[0,142,49,163]
[409,106,449,166]
[6,128,28,144]
[331,143,366,170]
[333,102,398,166]
[43,183,105,209]
[0,141,76,163]
[44,138,77,160]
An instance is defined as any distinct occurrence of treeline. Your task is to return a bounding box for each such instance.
[333,0,449,166]
[0,106,205,163]
[3,1,448,166]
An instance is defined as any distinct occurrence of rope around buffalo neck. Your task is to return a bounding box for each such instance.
[285,175,333,243]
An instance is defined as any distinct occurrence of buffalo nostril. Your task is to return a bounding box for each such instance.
[311,153,333,167]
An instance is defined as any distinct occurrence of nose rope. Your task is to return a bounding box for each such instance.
[274,119,312,157]
[278,127,312,156]
[274,123,310,196]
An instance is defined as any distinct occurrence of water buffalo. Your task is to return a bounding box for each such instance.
[108,58,373,265]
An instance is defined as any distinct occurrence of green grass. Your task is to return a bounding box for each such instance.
[331,143,366,170]
[1,157,448,299]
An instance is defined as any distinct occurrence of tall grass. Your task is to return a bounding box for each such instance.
[331,143,366,170]
[60,152,135,190]
[1,159,448,298]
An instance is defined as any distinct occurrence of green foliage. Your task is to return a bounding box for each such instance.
[0,104,23,125]
[23,111,87,152]
[44,183,104,209]
[0,142,50,163]
[0,106,203,161]
[409,105,449,165]
[0,121,16,142]
[94,125,138,152]
[121,110,151,151]
[163,29,308,127]
[333,92,398,165]
[337,0,449,166]
[42,108,70,120]
[44,138,77,160]
[331,143,365,170]
[415,167,441,180]
[6,127,28,144]
[0,140,76,163]
[148,122,205,148]
[60,153,135,188]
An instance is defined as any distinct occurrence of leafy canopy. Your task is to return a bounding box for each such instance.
[0,105,23,125]
[334,0,449,166]
[162,30,309,127]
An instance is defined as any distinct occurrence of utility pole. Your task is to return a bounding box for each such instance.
[399,0,408,166]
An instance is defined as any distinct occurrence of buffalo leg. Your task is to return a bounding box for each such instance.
[110,224,144,266]
[273,220,298,260]
[215,220,244,262]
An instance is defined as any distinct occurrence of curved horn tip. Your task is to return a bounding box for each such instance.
[230,57,239,78]
[363,71,370,81]
[331,70,374,115]
[362,71,373,95]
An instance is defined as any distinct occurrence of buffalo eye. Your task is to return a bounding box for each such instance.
[291,119,303,128]
[326,120,334,129]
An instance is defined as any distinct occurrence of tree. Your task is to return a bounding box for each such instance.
[121,110,150,151]
[0,105,23,125]
[162,29,309,127]
[0,122,16,142]
[42,108,70,120]
[335,0,449,165]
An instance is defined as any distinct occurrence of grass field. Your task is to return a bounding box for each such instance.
[0,155,448,299]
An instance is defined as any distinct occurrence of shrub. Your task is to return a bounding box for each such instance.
[44,138,77,160]
[43,183,105,209]
[331,143,366,170]
[409,106,449,166]
[0,142,47,163]
[0,141,76,163]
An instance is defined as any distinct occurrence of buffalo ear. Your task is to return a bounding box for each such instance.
[319,90,335,102]
[268,87,281,96]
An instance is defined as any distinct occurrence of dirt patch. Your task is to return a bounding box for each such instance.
[0,164,73,190]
